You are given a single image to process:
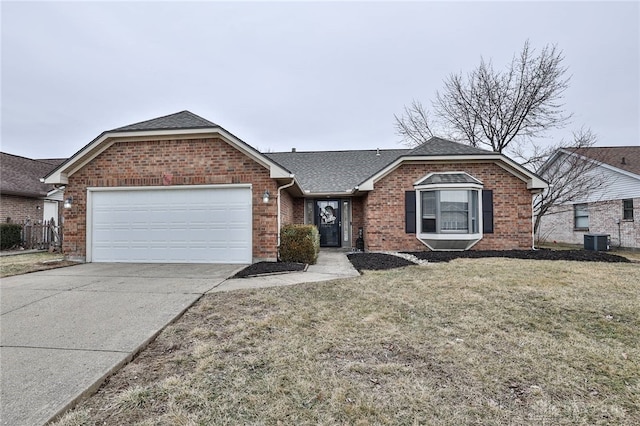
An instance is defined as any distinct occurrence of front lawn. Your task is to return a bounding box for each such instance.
[0,252,77,278]
[54,258,639,425]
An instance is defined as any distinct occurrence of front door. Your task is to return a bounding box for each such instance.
[316,200,341,247]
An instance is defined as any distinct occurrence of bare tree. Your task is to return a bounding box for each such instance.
[532,128,608,241]
[395,40,571,156]
[395,41,606,246]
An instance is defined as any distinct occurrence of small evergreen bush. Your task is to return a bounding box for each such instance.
[0,223,23,250]
[279,224,320,264]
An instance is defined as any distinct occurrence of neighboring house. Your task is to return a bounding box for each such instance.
[44,110,547,264]
[537,147,640,249]
[0,152,66,224]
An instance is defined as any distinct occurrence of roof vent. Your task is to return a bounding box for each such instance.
[376,148,380,156]
[621,157,626,165]
[292,148,296,152]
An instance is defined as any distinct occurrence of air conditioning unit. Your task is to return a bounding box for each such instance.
[584,234,610,251]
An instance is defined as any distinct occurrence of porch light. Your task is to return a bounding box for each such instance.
[63,197,73,209]
[262,190,270,203]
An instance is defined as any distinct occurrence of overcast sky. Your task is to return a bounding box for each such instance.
[2,1,638,160]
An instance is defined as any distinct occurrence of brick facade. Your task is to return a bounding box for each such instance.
[351,197,365,246]
[292,198,305,224]
[64,138,538,260]
[63,137,282,261]
[361,162,534,251]
[538,198,640,249]
[1,194,44,224]
[279,190,295,226]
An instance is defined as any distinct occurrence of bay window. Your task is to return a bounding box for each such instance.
[421,190,479,233]
[412,172,485,251]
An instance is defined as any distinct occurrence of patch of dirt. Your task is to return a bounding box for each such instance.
[347,252,415,272]
[405,249,631,263]
[233,261,306,278]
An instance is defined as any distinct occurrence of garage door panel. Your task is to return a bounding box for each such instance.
[90,187,252,263]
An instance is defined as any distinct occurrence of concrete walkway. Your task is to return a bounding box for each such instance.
[0,251,359,425]
[211,249,360,292]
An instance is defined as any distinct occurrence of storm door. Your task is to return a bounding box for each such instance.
[315,200,341,247]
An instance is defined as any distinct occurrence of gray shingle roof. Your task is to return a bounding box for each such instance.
[111,110,218,132]
[266,149,408,193]
[406,137,493,156]
[571,146,640,176]
[1,153,65,197]
[266,137,495,193]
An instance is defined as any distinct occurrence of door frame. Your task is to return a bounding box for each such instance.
[314,199,342,247]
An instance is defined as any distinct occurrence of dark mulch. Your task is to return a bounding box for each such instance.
[405,249,631,263]
[233,261,306,278]
[347,252,415,272]
[235,249,630,277]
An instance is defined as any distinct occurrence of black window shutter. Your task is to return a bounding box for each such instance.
[405,191,416,233]
[482,190,494,234]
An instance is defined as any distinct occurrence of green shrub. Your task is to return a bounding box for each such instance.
[279,224,320,264]
[0,223,22,250]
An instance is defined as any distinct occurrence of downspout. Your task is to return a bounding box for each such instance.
[531,189,545,250]
[277,176,296,251]
[531,193,538,250]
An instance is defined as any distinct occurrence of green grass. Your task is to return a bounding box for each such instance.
[54,258,640,425]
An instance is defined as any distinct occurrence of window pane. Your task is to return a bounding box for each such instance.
[421,191,436,217]
[421,191,437,233]
[470,191,478,233]
[575,216,589,228]
[441,191,468,231]
[623,199,634,220]
[574,204,589,229]
[422,218,436,233]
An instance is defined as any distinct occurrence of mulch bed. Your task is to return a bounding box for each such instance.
[405,249,631,263]
[233,261,306,278]
[234,249,630,277]
[347,252,415,272]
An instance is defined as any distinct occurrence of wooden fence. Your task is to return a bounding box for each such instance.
[20,218,63,250]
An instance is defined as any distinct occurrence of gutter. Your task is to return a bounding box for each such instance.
[277,176,296,251]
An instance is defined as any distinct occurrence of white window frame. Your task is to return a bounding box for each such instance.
[574,203,589,230]
[413,172,484,250]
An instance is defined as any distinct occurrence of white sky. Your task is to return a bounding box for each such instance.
[1,1,639,160]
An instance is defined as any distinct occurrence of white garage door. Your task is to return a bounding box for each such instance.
[90,186,252,263]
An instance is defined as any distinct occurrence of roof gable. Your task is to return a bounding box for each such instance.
[570,146,640,176]
[111,111,219,132]
[359,138,547,192]
[45,111,293,184]
[406,137,494,156]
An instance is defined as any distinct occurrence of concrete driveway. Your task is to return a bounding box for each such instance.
[0,262,242,426]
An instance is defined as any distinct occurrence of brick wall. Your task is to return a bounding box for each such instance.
[351,197,365,246]
[279,190,294,226]
[292,198,305,224]
[1,195,44,224]
[63,138,282,260]
[538,198,640,249]
[363,162,534,251]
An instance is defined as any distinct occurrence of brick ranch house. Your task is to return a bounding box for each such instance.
[1,152,66,224]
[537,146,640,249]
[44,111,547,263]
